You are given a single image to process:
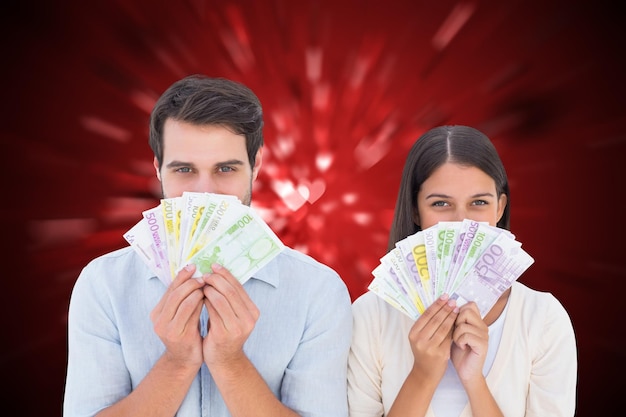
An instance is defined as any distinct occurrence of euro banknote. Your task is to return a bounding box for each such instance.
[368,220,533,319]
[123,192,285,286]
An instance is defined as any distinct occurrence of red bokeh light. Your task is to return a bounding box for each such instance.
[2,1,624,415]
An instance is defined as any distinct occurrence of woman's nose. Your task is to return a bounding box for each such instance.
[453,208,467,221]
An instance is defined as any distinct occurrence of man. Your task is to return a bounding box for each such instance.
[64,75,353,416]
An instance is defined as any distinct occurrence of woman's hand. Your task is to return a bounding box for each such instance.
[451,301,489,384]
[407,294,459,381]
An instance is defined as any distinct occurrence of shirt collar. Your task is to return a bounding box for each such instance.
[145,256,281,288]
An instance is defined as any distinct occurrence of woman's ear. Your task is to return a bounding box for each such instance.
[496,193,508,223]
[412,208,420,229]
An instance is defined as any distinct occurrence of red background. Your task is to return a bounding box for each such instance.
[2,0,624,415]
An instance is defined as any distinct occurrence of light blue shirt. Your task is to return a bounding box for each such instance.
[64,246,352,416]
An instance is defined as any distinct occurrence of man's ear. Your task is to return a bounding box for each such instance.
[251,147,263,181]
[153,157,161,181]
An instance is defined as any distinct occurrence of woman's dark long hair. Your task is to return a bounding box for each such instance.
[387,125,510,251]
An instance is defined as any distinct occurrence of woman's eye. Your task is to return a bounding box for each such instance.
[472,200,488,206]
[432,201,448,207]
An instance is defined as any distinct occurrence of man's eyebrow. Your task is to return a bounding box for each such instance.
[164,159,246,169]
[216,159,246,167]
[164,160,195,169]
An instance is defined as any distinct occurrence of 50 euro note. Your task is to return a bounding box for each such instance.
[182,206,285,284]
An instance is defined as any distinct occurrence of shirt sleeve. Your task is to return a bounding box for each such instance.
[348,293,385,417]
[525,293,577,417]
[280,273,353,417]
[63,261,132,417]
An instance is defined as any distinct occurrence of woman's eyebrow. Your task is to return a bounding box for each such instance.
[424,192,495,199]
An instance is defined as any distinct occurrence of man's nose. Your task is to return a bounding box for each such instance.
[193,174,217,194]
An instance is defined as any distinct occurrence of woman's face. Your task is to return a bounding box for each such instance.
[415,162,507,230]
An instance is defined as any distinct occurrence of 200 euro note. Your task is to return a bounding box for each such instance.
[368,265,420,318]
[161,196,182,279]
[124,193,285,287]
[395,236,431,311]
[183,194,241,262]
[178,191,211,264]
[380,248,425,316]
[369,220,533,320]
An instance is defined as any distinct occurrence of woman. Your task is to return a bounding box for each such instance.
[348,125,577,417]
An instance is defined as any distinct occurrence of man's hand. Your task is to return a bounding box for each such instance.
[150,264,206,370]
[201,263,260,369]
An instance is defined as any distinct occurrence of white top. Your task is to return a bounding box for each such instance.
[348,281,577,417]
[431,299,508,416]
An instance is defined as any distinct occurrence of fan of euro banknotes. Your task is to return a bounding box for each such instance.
[123,191,285,287]
[369,219,535,319]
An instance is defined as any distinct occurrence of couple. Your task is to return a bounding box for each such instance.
[63,75,576,417]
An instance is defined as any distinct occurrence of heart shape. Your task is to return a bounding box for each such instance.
[297,178,326,204]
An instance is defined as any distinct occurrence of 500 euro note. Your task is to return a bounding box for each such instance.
[124,193,284,286]
[369,220,533,320]
[123,219,171,286]
[450,232,534,317]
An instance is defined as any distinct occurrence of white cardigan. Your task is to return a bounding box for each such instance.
[348,281,577,417]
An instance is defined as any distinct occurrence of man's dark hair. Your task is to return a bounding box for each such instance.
[149,74,264,169]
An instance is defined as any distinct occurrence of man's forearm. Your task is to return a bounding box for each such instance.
[96,353,200,417]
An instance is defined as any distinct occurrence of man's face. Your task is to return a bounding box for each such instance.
[154,119,262,205]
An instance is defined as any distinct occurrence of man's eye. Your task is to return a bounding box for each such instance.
[218,166,234,173]
[176,167,192,173]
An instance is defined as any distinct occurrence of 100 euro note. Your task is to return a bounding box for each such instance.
[124,193,285,286]
[368,220,533,320]
[182,193,241,262]
[182,205,285,284]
